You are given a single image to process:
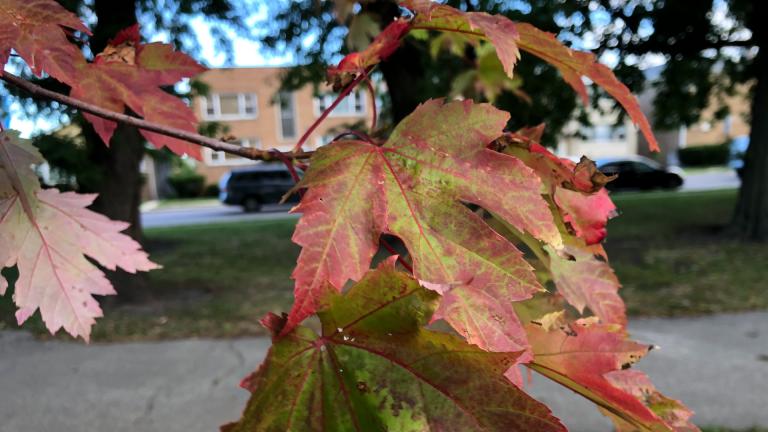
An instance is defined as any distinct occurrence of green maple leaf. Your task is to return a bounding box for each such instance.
[223,260,565,432]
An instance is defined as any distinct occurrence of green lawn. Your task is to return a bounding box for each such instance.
[2,188,767,341]
[607,190,768,317]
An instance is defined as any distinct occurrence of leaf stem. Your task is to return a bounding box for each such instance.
[292,66,375,153]
[362,74,377,131]
[0,71,313,161]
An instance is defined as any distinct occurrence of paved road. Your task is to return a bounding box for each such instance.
[1,312,766,432]
[141,171,739,228]
[681,169,740,192]
[142,204,298,228]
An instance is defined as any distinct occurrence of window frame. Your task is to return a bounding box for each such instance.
[313,91,366,118]
[204,138,261,166]
[277,91,298,141]
[200,93,259,121]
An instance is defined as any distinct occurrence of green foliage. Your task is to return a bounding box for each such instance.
[224,261,564,432]
[168,165,206,198]
[678,144,730,167]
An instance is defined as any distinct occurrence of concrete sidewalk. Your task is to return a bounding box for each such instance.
[1,312,767,432]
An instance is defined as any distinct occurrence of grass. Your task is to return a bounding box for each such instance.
[1,189,767,341]
[607,190,768,317]
[0,219,300,341]
[141,197,219,211]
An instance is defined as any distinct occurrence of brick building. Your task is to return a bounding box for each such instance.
[190,67,372,186]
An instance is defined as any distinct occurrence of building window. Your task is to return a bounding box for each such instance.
[580,125,627,142]
[200,93,258,120]
[315,134,336,148]
[205,138,261,166]
[314,90,366,117]
[278,91,297,140]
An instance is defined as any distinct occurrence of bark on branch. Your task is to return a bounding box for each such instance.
[0,71,314,161]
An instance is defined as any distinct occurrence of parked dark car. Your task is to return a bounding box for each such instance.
[219,163,301,212]
[728,135,749,178]
[596,156,684,191]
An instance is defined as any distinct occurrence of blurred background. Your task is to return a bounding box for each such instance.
[0,1,765,431]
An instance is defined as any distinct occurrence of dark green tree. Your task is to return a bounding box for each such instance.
[263,0,765,240]
[585,0,762,239]
[259,0,612,147]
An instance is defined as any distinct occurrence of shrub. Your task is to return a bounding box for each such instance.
[202,183,220,197]
[168,171,205,198]
[678,143,730,166]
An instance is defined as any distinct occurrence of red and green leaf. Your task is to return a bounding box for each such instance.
[287,99,561,336]
[545,245,625,326]
[500,130,617,245]
[0,0,90,84]
[401,1,659,152]
[526,320,681,431]
[224,261,566,432]
[603,370,699,432]
[328,18,410,89]
[0,131,158,341]
[515,23,659,151]
[406,0,520,79]
[69,25,206,157]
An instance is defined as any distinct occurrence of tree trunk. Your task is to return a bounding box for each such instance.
[85,0,149,297]
[363,1,427,123]
[732,2,768,240]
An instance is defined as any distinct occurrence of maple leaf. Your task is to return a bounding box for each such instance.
[405,0,520,79]
[328,18,411,90]
[545,244,625,326]
[0,0,90,84]
[401,1,658,152]
[603,370,699,432]
[0,131,158,341]
[224,260,566,432]
[555,186,617,245]
[69,25,205,158]
[500,130,616,195]
[515,22,659,152]
[490,128,626,326]
[526,319,682,431]
[500,130,617,244]
[286,99,561,336]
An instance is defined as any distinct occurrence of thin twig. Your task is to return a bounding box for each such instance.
[363,75,377,131]
[0,71,313,161]
[292,66,375,152]
[380,238,414,273]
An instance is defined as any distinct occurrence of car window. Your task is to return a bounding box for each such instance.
[631,162,655,173]
[600,163,620,175]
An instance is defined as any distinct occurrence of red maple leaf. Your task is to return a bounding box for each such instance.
[69,24,206,158]
[0,0,90,84]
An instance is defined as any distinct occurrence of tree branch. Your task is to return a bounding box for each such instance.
[0,71,314,161]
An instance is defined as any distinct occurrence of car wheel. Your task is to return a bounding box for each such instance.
[664,176,683,190]
[243,197,261,212]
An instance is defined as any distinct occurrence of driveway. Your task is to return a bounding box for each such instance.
[141,170,740,228]
[141,204,297,228]
[681,169,740,192]
[1,311,767,432]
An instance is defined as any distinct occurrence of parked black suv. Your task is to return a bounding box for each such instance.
[219,163,301,212]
